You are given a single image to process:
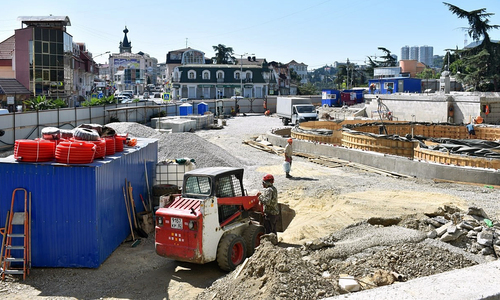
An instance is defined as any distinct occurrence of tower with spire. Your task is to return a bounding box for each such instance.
[119,26,132,53]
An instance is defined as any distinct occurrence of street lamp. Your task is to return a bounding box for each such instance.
[92,51,110,96]
[237,53,254,98]
[93,51,110,61]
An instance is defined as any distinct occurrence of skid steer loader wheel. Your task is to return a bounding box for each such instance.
[216,234,247,271]
[243,224,265,256]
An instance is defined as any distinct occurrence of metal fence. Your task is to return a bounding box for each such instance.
[0,98,268,150]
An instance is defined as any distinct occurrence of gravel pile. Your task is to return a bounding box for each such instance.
[106,122,244,168]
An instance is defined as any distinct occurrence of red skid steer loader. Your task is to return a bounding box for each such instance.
[155,167,294,271]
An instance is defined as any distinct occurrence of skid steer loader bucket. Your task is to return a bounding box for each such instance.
[276,203,295,232]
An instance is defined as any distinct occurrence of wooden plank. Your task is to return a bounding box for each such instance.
[432,178,500,188]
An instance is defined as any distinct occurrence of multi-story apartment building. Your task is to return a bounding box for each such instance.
[287,60,308,84]
[409,46,419,61]
[0,16,101,107]
[401,45,434,67]
[419,45,434,67]
[164,48,284,99]
[401,46,410,60]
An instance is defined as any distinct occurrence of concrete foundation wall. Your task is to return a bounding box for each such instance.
[365,92,500,125]
[366,94,454,123]
[267,133,500,186]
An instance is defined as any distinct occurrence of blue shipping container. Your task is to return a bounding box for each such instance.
[0,138,158,268]
[321,89,341,107]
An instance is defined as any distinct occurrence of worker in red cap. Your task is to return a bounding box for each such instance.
[284,138,293,178]
[258,174,279,234]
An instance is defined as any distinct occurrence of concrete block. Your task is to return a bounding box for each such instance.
[468,206,489,218]
[477,230,494,246]
[339,276,360,292]
[436,222,453,237]
[440,229,464,242]
[457,221,474,231]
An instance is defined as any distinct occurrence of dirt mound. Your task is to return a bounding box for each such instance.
[197,223,479,300]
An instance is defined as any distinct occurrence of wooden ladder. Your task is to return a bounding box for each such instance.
[1,188,31,280]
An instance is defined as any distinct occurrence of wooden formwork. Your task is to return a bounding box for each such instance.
[341,132,416,158]
[289,121,500,169]
[273,128,292,137]
[414,145,500,170]
[291,130,341,145]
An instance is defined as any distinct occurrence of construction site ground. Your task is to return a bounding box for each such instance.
[1,114,499,299]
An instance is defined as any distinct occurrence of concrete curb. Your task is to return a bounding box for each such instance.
[326,260,500,300]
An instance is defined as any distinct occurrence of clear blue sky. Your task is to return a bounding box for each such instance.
[1,0,499,69]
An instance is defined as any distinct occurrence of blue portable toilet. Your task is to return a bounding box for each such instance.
[321,89,341,107]
[179,103,193,116]
[197,102,208,115]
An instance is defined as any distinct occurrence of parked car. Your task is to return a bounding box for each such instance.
[115,95,132,103]
[143,92,150,99]
[231,96,244,100]
[120,91,134,99]
[179,98,190,103]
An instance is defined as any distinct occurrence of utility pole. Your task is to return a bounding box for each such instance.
[346,58,350,89]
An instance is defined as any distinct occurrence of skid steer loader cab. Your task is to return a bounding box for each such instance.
[155,167,264,270]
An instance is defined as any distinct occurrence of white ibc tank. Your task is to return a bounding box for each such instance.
[155,160,196,187]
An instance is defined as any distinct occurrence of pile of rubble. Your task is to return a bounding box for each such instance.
[197,205,498,299]
[420,205,500,258]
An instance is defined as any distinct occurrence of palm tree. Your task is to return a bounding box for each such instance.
[212,44,235,64]
[443,2,500,91]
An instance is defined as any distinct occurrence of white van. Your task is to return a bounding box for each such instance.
[0,109,9,115]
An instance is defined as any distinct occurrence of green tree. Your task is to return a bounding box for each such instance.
[335,65,347,89]
[289,69,302,85]
[444,2,500,91]
[212,44,235,64]
[416,68,439,79]
[297,83,318,95]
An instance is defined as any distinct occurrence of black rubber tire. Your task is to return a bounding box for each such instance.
[217,234,247,271]
[73,127,99,141]
[152,184,179,197]
[243,224,265,256]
